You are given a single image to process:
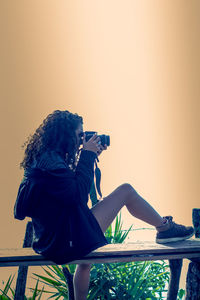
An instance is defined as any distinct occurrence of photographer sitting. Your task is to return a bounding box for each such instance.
[14,110,194,300]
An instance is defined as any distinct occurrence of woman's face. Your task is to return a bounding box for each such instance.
[75,123,83,150]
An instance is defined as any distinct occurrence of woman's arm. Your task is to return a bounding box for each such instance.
[74,133,107,202]
[75,150,97,198]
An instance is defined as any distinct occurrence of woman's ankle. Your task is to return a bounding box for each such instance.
[156,217,170,232]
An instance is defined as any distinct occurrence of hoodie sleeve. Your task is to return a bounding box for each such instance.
[75,150,97,198]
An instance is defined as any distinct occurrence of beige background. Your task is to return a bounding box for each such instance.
[1,0,200,297]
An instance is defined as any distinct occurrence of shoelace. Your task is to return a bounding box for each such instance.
[165,216,186,231]
[164,216,173,223]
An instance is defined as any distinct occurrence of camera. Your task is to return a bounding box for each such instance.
[84,131,110,146]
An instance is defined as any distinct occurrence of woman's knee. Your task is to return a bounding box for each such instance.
[118,183,137,198]
[76,263,92,271]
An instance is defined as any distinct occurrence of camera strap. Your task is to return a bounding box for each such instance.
[94,159,102,199]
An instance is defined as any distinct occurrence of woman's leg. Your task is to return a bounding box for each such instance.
[73,183,166,300]
[90,183,165,232]
[73,263,92,300]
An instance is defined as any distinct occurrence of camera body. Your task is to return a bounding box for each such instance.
[84,131,110,146]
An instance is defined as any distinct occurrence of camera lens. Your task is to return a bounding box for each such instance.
[99,135,110,146]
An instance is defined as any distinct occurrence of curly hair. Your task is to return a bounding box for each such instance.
[20,110,83,170]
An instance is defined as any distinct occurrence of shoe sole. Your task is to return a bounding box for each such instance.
[156,231,194,244]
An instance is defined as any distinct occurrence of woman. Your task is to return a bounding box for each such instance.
[14,110,194,300]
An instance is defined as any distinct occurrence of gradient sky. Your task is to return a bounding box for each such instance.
[1,0,200,295]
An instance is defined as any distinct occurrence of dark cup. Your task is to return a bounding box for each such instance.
[192,208,200,238]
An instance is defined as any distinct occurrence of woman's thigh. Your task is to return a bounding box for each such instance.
[76,184,134,270]
[90,183,133,233]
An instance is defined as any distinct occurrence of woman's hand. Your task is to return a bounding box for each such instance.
[83,133,107,156]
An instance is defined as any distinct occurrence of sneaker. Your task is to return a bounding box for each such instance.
[156,216,194,244]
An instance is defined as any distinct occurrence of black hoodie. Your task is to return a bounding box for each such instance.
[14,150,108,264]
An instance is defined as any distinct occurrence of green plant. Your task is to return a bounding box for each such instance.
[0,275,45,300]
[88,213,169,298]
[26,279,45,300]
[31,265,70,299]
[104,212,133,243]
[88,260,170,299]
[0,274,15,299]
